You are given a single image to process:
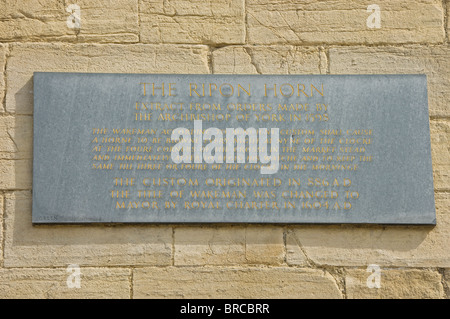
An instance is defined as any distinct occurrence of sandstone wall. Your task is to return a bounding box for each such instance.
[0,0,449,299]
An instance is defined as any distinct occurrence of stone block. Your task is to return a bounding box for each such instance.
[174,226,246,265]
[247,0,444,45]
[346,268,444,298]
[212,46,321,74]
[133,266,342,298]
[3,191,173,267]
[430,120,450,190]
[245,226,284,265]
[140,0,245,45]
[0,267,131,298]
[0,116,33,159]
[0,0,139,43]
[0,159,31,190]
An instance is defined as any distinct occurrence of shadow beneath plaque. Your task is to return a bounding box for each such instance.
[14,77,33,114]
[285,223,433,252]
[172,222,434,253]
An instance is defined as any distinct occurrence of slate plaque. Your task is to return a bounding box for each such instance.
[32,73,436,224]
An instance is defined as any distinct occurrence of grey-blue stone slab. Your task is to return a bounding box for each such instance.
[32,73,436,224]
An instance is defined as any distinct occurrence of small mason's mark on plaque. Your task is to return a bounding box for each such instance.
[32,73,435,224]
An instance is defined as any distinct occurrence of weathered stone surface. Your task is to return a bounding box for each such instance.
[133,266,342,298]
[247,0,444,45]
[0,116,33,159]
[140,0,245,45]
[431,120,450,190]
[6,43,209,114]
[329,46,450,117]
[0,115,33,190]
[212,46,321,74]
[444,269,450,297]
[174,226,246,265]
[0,267,131,298]
[245,227,284,265]
[346,268,444,299]
[0,0,139,42]
[287,213,450,268]
[435,192,450,216]
[0,44,6,112]
[0,195,3,266]
[73,0,139,43]
[175,226,285,266]
[447,0,450,42]
[0,159,31,190]
[212,47,258,74]
[285,230,309,267]
[3,191,172,267]
[0,0,67,41]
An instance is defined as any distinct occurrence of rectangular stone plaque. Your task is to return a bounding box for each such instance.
[32,73,436,224]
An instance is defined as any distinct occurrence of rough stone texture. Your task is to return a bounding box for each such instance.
[247,0,445,45]
[0,195,3,266]
[0,44,6,112]
[212,47,258,74]
[245,226,284,265]
[346,268,444,299]
[0,116,33,160]
[286,213,450,268]
[430,120,450,190]
[3,191,172,267]
[174,226,285,266]
[445,269,450,297]
[212,46,321,74]
[285,230,309,267]
[329,45,450,117]
[0,159,31,190]
[447,0,450,42]
[174,226,246,265]
[140,0,245,45]
[133,266,342,298]
[0,0,139,43]
[6,43,209,114]
[0,267,131,298]
[435,192,450,216]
